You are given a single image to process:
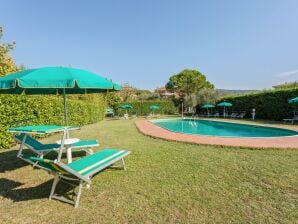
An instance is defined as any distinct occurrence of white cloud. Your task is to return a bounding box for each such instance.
[274,69,298,78]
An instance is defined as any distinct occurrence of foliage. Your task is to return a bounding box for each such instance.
[220,88,298,120]
[106,92,121,110]
[273,81,298,90]
[117,100,177,116]
[136,89,152,95]
[184,89,221,112]
[0,25,23,77]
[0,94,106,149]
[135,89,160,101]
[166,69,214,96]
[117,83,137,102]
[197,89,221,105]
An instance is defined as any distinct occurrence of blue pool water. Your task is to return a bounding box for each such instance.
[151,119,298,138]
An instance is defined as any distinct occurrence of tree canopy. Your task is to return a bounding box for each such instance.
[0,26,20,77]
[165,69,214,96]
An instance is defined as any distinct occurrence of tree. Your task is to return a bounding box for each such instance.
[105,92,121,113]
[166,69,214,96]
[196,89,220,105]
[0,26,20,76]
[117,83,137,102]
[166,69,215,113]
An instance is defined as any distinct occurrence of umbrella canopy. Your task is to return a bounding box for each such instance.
[0,67,120,94]
[217,102,233,107]
[0,67,121,126]
[149,105,160,110]
[217,102,233,117]
[288,97,298,103]
[119,104,133,109]
[201,104,215,109]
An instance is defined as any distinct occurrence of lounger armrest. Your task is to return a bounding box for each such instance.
[71,140,99,149]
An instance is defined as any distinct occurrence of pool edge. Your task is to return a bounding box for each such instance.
[136,119,298,149]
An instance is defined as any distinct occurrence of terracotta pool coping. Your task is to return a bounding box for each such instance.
[135,119,298,149]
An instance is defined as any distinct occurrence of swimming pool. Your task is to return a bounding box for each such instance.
[151,119,298,138]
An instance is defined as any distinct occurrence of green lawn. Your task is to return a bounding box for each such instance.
[0,119,297,223]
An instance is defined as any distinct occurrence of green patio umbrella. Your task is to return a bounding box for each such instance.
[288,97,298,103]
[0,67,121,126]
[149,105,160,110]
[201,104,215,109]
[119,104,133,115]
[149,105,160,117]
[201,104,215,116]
[119,104,133,109]
[217,102,233,117]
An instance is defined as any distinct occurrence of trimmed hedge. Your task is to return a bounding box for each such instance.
[0,94,106,149]
[220,88,298,120]
[116,100,177,116]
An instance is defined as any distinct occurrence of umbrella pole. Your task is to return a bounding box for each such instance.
[63,88,69,127]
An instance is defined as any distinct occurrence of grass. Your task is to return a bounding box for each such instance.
[0,119,297,223]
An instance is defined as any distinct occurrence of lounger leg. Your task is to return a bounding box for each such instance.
[74,180,83,208]
[88,148,94,155]
[85,148,94,155]
[49,175,60,200]
[57,130,67,162]
[110,158,127,170]
[122,158,126,171]
[17,134,27,157]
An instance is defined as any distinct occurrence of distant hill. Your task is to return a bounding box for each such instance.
[216,89,257,96]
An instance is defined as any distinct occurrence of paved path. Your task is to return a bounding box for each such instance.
[135,119,298,149]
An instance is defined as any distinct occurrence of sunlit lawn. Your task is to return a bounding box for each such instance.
[0,119,297,223]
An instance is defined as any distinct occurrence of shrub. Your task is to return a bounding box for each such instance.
[220,88,298,120]
[0,94,106,149]
[117,100,177,116]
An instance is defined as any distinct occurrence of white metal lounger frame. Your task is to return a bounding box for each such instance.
[11,128,69,159]
[19,150,130,208]
[14,132,99,159]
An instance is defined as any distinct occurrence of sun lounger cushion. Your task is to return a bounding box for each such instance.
[15,134,99,152]
[21,149,130,179]
[68,149,129,176]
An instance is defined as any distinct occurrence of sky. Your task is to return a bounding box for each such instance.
[1,0,298,91]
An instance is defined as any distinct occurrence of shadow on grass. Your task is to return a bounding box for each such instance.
[0,177,77,203]
[0,149,87,203]
[0,178,49,201]
[0,175,81,204]
[0,149,87,173]
[0,149,28,173]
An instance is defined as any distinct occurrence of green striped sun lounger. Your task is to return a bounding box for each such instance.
[19,149,131,208]
[14,134,99,158]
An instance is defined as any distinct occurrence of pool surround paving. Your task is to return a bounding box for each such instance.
[135,118,298,149]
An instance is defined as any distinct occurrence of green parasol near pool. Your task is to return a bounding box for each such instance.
[217,102,233,117]
[288,97,298,103]
[201,104,215,117]
[217,102,233,107]
[119,104,133,109]
[119,104,133,117]
[149,105,160,117]
[149,105,160,110]
[201,104,215,109]
[0,66,121,126]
